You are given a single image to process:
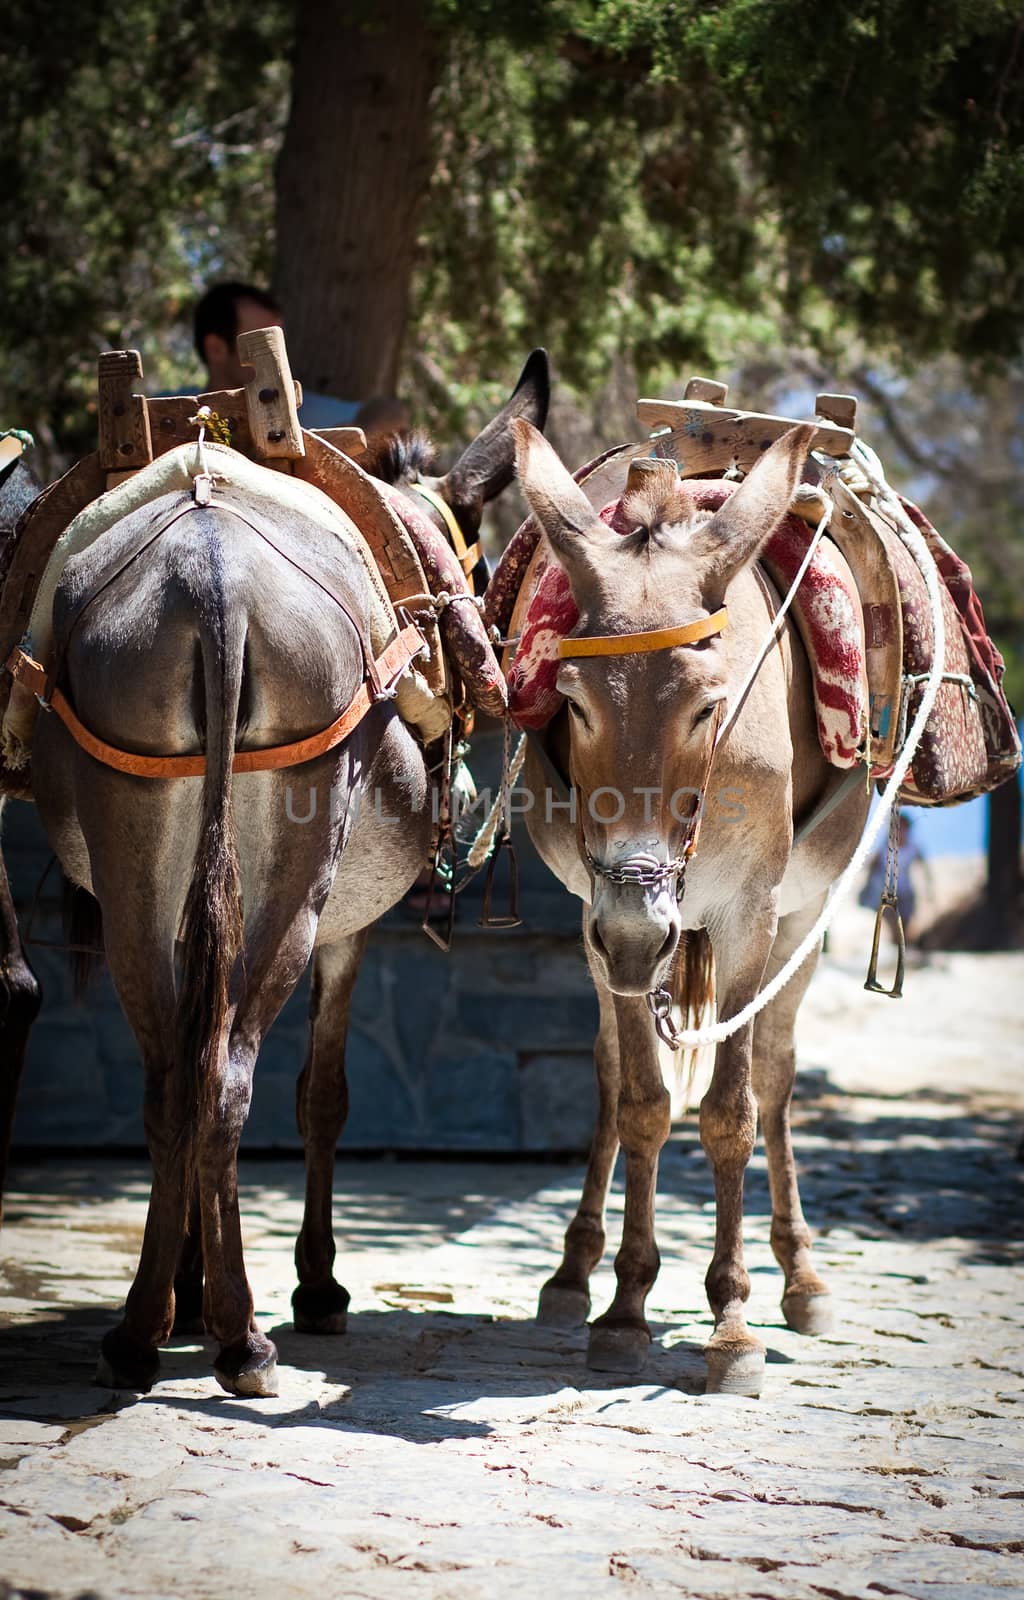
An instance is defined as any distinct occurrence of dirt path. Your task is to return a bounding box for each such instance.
[0,946,1022,1600]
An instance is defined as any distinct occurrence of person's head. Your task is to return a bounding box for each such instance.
[193,282,283,389]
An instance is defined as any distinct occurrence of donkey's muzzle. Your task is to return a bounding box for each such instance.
[587,885,681,997]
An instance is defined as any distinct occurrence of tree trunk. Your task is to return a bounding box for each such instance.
[273,0,442,404]
[983,769,1022,948]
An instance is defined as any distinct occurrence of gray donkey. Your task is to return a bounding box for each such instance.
[512,420,871,1396]
[26,369,546,1398]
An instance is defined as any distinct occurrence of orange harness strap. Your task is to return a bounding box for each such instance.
[558,606,728,659]
[6,624,424,779]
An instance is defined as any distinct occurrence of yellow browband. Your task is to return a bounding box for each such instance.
[558,606,729,658]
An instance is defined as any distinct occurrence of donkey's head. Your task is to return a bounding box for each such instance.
[365,349,550,548]
[514,419,812,995]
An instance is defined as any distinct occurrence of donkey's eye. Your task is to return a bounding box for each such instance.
[567,699,592,732]
[692,701,719,727]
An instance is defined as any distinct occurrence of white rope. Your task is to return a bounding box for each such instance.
[666,444,946,1047]
[719,497,832,741]
[464,732,527,869]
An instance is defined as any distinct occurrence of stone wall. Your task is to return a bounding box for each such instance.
[4,734,599,1153]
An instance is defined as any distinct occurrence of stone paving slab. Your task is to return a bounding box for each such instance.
[0,949,1022,1599]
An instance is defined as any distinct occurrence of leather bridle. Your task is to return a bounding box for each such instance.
[561,607,729,901]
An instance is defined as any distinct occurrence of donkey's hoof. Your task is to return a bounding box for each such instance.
[587,1322,650,1374]
[537,1281,590,1330]
[783,1288,834,1336]
[704,1333,765,1397]
[96,1327,160,1393]
[292,1281,350,1336]
[214,1334,279,1398]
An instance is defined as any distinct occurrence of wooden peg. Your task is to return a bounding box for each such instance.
[97,350,153,473]
[816,393,858,432]
[0,436,26,473]
[683,377,729,405]
[237,326,304,460]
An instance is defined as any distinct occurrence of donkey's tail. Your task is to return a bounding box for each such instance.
[669,927,716,1108]
[175,578,246,1205]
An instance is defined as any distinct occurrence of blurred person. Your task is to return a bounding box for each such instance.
[192,281,399,432]
[860,812,927,943]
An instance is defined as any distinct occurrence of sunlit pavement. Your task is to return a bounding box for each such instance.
[0,947,1022,1600]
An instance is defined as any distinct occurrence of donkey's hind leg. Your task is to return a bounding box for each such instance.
[538,962,620,1329]
[751,894,832,1335]
[0,830,40,1224]
[172,1195,205,1336]
[96,945,187,1392]
[292,931,368,1335]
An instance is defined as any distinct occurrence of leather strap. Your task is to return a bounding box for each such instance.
[5,625,423,779]
[558,606,728,659]
[409,481,481,581]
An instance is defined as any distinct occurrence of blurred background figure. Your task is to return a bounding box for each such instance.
[193,281,391,432]
[860,813,931,946]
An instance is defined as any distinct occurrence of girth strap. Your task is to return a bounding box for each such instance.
[6,625,424,779]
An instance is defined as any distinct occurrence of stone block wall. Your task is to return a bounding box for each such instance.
[4,734,600,1153]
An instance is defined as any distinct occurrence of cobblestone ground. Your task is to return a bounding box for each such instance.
[0,948,1022,1600]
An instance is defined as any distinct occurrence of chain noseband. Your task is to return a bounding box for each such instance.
[585,851,688,892]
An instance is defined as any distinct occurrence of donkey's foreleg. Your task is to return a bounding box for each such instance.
[0,836,40,1224]
[538,958,620,1329]
[752,895,832,1335]
[700,922,778,1397]
[587,993,670,1374]
[292,931,368,1335]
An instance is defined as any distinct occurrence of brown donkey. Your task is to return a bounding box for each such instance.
[513,419,871,1396]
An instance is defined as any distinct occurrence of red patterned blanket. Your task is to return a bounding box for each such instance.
[503,479,869,770]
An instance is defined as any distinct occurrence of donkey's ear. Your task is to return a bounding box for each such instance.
[513,419,618,563]
[691,424,815,588]
[439,348,551,517]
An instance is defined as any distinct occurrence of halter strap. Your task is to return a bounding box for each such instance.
[558,606,728,659]
[409,480,481,582]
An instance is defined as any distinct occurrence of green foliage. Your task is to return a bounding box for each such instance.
[1,0,1022,469]
[0,0,290,471]
[411,0,1024,430]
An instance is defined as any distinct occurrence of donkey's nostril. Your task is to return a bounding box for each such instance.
[590,922,609,963]
[657,926,679,963]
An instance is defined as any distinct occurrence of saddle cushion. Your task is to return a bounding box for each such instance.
[381,486,508,718]
[506,479,869,769]
[891,497,1020,801]
[871,496,1019,804]
[1,442,449,766]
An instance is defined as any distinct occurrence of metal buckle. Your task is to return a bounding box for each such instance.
[646,984,682,1050]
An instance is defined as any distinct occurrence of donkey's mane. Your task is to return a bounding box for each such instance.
[618,481,710,548]
[360,429,437,486]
